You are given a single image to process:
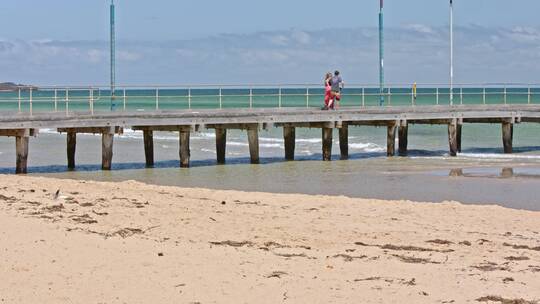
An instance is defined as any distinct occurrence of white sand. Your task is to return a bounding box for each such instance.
[0,175,539,303]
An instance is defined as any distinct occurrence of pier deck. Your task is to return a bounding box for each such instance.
[1,104,540,173]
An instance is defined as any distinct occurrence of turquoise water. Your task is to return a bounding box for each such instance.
[1,87,539,112]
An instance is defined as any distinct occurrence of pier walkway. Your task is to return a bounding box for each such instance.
[1,104,539,173]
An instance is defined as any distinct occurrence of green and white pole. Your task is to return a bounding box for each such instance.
[110,0,116,111]
[379,0,385,106]
[449,0,454,105]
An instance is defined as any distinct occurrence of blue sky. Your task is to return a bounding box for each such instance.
[1,0,539,85]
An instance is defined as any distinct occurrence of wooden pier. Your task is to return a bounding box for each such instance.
[1,104,539,173]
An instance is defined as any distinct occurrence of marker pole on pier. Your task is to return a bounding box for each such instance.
[449,0,454,105]
[379,0,385,106]
[110,0,116,111]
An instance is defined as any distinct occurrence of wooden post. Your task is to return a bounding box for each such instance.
[179,130,191,168]
[102,133,114,170]
[502,121,513,154]
[322,128,333,161]
[143,130,154,167]
[398,122,408,157]
[247,127,259,164]
[457,123,463,153]
[339,123,349,160]
[448,119,458,157]
[67,131,76,169]
[215,128,227,164]
[387,122,397,157]
[15,136,29,174]
[283,126,295,161]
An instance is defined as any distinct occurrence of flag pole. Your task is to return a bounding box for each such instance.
[110,0,116,111]
[449,0,454,105]
[379,0,384,106]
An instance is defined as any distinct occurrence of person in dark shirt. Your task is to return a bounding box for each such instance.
[329,70,343,109]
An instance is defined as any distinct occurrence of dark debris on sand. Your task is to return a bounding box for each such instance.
[354,277,417,286]
[209,240,254,248]
[110,228,144,238]
[355,241,454,253]
[503,243,540,252]
[332,254,368,262]
[69,214,98,224]
[426,239,454,245]
[266,271,288,279]
[392,254,441,264]
[504,256,530,261]
[476,296,538,304]
[471,262,510,272]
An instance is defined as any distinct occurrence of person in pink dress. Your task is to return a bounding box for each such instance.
[323,72,333,110]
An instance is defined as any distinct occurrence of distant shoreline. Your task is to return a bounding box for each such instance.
[0,82,37,92]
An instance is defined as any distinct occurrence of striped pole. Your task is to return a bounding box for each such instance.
[379,0,385,106]
[449,0,454,105]
[110,0,116,111]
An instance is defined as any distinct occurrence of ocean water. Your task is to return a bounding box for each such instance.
[1,87,540,112]
[1,88,540,210]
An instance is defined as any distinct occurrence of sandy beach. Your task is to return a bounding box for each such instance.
[0,175,539,303]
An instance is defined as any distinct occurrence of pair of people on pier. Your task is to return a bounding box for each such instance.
[323,71,343,110]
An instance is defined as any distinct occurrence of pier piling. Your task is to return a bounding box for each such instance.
[102,133,114,170]
[339,123,349,160]
[448,119,459,157]
[58,127,122,171]
[502,121,513,154]
[216,128,227,164]
[283,126,295,161]
[67,131,77,169]
[179,130,191,167]
[398,121,408,156]
[387,122,397,157]
[247,127,260,164]
[457,124,463,153]
[143,130,154,167]
[322,128,333,161]
[15,136,29,174]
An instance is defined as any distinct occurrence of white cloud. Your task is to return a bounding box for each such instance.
[291,29,311,44]
[404,24,435,34]
[506,26,540,43]
[87,49,106,63]
[267,34,289,46]
[1,25,539,85]
[118,51,142,62]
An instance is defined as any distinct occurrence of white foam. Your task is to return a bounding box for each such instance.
[298,150,315,156]
[349,143,385,153]
[227,141,283,149]
[40,128,57,134]
[227,142,249,147]
[200,148,216,154]
[296,138,322,144]
[261,144,283,149]
[227,151,244,156]
[260,137,284,143]
[192,132,216,139]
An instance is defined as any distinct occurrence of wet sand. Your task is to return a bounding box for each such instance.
[1,175,539,303]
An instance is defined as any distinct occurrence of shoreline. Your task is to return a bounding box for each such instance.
[1,175,539,303]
